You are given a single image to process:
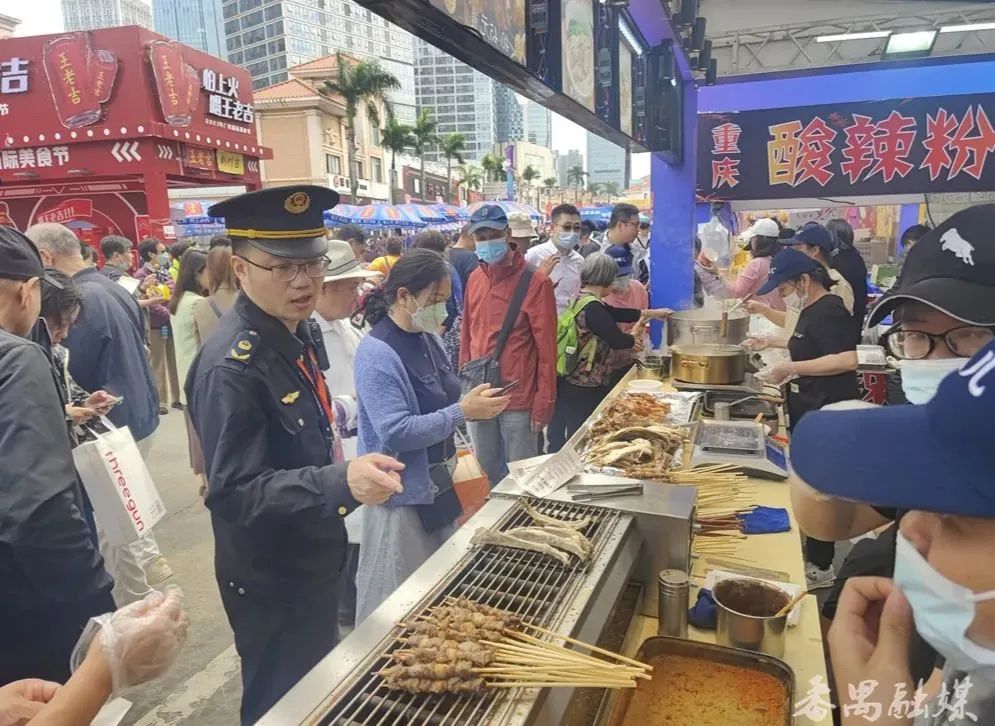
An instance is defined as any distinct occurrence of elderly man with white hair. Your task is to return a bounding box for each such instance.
[26,222,174,603]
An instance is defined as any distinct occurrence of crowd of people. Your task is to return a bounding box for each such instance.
[1,183,993,726]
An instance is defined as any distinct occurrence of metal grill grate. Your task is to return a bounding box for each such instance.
[320,498,620,726]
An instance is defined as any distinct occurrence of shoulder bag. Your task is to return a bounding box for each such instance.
[458,265,535,393]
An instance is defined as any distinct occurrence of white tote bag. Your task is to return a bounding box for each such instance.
[72,422,167,546]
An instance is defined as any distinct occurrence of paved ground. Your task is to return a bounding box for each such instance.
[120,411,242,726]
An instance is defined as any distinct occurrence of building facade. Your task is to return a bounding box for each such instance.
[415,39,496,162]
[586,132,627,191]
[0,13,19,39]
[524,100,551,148]
[556,148,583,188]
[493,83,523,144]
[255,56,390,203]
[221,0,416,123]
[62,0,152,31]
[154,0,225,57]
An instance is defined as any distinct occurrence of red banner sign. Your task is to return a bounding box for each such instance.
[37,198,94,224]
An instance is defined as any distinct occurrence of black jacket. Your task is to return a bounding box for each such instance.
[185,294,359,600]
[0,328,113,627]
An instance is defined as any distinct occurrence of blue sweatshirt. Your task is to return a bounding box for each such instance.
[63,267,159,441]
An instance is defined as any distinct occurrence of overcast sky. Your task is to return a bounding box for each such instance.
[4,1,649,180]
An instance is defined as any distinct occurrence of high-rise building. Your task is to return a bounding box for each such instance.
[221,0,416,123]
[154,0,225,57]
[557,149,583,188]
[524,100,551,148]
[586,132,627,191]
[493,83,523,144]
[62,0,152,31]
[415,39,496,162]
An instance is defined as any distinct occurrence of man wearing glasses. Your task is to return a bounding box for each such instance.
[187,186,405,724]
[525,203,586,314]
[789,203,995,687]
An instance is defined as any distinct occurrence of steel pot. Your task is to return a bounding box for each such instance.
[713,578,790,658]
[671,344,747,385]
[667,309,750,347]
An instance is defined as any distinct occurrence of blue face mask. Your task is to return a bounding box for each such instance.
[899,358,967,404]
[894,531,995,671]
[476,239,509,265]
[555,231,580,251]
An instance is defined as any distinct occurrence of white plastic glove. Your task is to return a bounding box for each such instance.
[71,586,189,693]
[755,362,798,386]
[743,335,771,352]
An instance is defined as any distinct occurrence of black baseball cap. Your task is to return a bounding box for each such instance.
[867,203,995,327]
[209,185,339,259]
[0,226,63,289]
[756,247,821,295]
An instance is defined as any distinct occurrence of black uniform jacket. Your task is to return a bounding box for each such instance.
[185,294,359,599]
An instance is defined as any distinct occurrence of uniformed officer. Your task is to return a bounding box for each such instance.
[185,185,404,724]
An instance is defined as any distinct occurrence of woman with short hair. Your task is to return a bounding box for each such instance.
[547,253,671,451]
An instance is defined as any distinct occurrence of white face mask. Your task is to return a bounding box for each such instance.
[894,531,995,672]
[899,358,967,404]
[781,281,807,336]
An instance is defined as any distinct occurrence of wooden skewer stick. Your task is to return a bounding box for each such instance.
[487,681,637,689]
[773,589,808,618]
[502,633,632,668]
[519,624,653,670]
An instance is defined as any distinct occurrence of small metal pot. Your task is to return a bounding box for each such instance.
[713,578,790,658]
[667,309,751,347]
[671,344,747,385]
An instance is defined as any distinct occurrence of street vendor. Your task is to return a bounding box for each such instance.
[185,185,405,725]
[748,246,859,588]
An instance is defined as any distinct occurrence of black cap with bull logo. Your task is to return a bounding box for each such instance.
[868,203,995,328]
[209,185,339,259]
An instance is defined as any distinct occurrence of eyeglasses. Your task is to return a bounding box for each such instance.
[237,255,330,282]
[884,326,995,360]
[558,223,583,233]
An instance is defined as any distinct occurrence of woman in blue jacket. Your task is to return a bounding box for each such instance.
[353,250,508,624]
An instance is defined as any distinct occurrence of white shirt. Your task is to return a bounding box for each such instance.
[525,240,584,315]
[312,311,366,543]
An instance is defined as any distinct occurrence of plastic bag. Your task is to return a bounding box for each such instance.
[70,585,188,694]
[697,217,732,268]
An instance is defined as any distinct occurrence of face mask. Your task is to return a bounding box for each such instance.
[898,358,966,404]
[475,239,509,265]
[409,299,448,333]
[158,252,171,267]
[556,231,579,251]
[894,531,995,671]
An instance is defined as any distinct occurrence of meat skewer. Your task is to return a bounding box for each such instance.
[502,527,591,561]
[522,500,591,530]
[471,528,571,565]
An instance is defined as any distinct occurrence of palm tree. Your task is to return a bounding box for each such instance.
[410,108,438,201]
[542,176,557,208]
[567,165,587,203]
[440,133,466,204]
[520,165,539,207]
[318,53,400,203]
[601,181,620,204]
[380,116,413,204]
[481,153,507,182]
[458,165,483,199]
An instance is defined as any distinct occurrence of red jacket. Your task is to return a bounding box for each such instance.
[460,249,558,425]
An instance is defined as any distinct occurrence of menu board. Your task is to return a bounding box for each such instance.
[429,0,526,63]
[619,40,633,136]
[561,0,596,112]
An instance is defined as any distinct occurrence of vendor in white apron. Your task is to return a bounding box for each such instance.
[312,239,379,628]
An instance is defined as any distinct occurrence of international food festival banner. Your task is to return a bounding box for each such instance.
[697,93,995,200]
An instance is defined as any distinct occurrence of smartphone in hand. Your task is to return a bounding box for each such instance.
[492,379,520,396]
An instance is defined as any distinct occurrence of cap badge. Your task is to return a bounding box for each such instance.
[285,192,311,214]
[940,227,975,266]
[282,391,300,404]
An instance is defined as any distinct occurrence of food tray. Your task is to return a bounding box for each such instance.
[604,637,795,726]
[696,420,766,455]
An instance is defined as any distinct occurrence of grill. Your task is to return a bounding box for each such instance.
[317,498,621,726]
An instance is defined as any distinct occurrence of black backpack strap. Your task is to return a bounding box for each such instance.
[208,299,223,318]
[492,265,535,361]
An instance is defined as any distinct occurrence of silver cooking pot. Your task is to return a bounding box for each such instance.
[666,309,750,347]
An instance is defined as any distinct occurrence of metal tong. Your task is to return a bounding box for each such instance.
[567,482,644,502]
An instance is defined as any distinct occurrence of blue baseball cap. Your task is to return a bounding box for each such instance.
[780,222,834,253]
[791,340,995,518]
[468,204,509,233]
[755,247,821,296]
[605,244,634,276]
